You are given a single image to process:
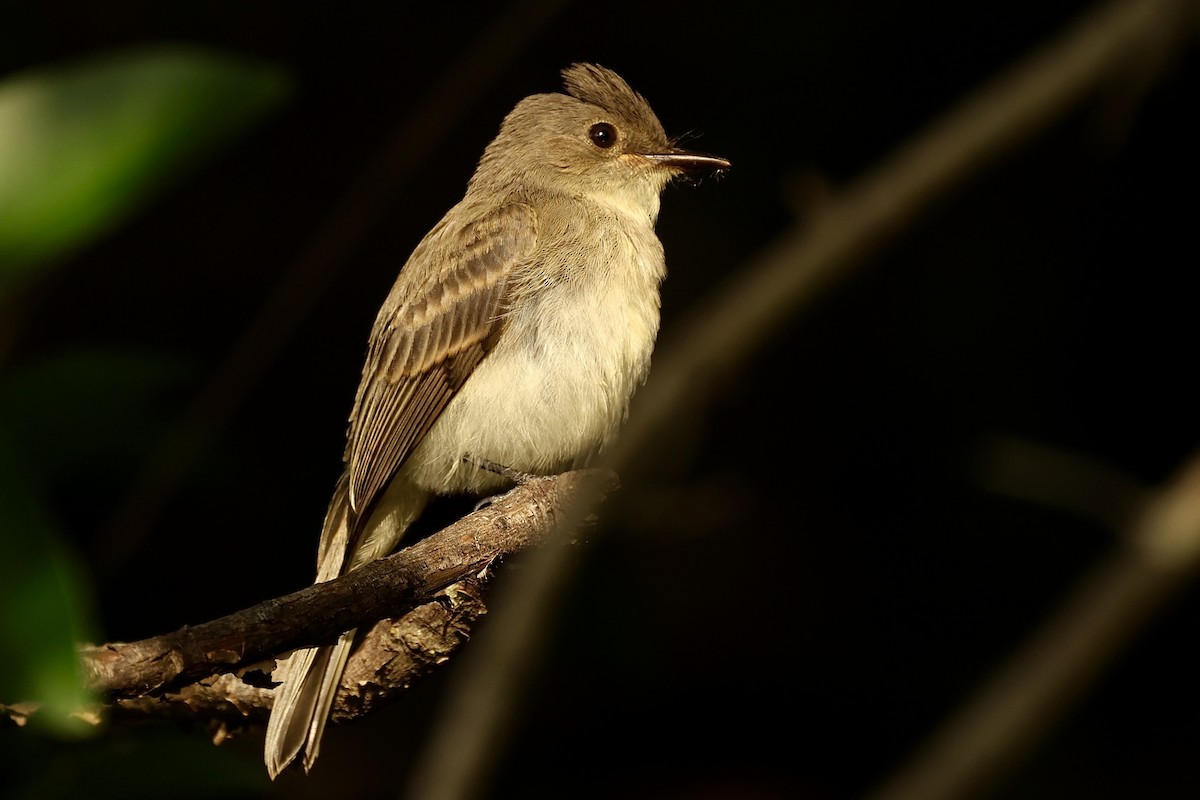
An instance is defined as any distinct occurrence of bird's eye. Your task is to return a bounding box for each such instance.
[588,122,618,149]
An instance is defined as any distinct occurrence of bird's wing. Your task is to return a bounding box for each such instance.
[343,200,537,523]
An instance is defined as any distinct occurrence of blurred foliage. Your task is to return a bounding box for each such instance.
[0,44,289,285]
[0,430,96,733]
[0,43,289,793]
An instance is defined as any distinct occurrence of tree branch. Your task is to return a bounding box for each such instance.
[79,577,489,743]
[65,469,616,728]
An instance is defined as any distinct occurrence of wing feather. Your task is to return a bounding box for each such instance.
[344,201,536,518]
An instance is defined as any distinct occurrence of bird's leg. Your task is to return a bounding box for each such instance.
[465,454,538,511]
[466,454,537,484]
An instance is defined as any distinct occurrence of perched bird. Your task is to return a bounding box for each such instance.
[264,62,729,778]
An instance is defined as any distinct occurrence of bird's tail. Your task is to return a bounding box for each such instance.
[264,628,356,779]
[264,474,429,779]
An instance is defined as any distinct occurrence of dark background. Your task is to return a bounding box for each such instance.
[3,1,1199,798]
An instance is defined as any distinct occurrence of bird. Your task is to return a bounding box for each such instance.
[264,62,729,778]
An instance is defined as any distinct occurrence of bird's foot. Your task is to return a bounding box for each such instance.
[465,454,537,484]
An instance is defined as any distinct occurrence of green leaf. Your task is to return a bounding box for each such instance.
[0,44,290,283]
[0,428,98,734]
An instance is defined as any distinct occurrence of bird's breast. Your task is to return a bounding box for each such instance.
[404,212,666,494]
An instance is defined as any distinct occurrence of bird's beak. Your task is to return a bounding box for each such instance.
[643,147,731,176]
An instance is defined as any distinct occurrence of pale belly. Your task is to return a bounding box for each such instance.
[401,269,661,495]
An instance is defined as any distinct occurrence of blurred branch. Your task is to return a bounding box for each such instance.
[619,0,1195,438]
[405,1,1200,799]
[38,470,614,727]
[866,447,1200,800]
[93,0,575,571]
[974,435,1151,533]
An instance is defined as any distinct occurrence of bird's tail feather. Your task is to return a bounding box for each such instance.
[264,632,355,779]
[264,473,429,779]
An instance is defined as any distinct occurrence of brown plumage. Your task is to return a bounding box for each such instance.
[264,63,728,778]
